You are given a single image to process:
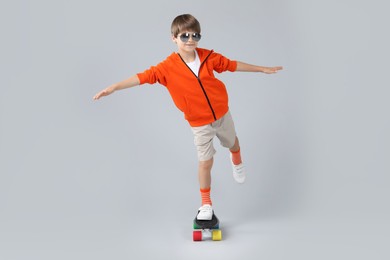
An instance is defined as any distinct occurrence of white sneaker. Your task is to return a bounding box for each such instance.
[230,154,246,184]
[197,204,213,220]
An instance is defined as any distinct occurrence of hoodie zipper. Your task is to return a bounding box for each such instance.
[178,51,216,121]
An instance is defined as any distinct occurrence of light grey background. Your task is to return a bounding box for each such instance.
[1,0,389,259]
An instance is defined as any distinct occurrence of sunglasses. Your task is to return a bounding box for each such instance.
[178,32,202,43]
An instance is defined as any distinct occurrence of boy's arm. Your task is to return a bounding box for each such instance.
[93,75,140,100]
[236,61,283,74]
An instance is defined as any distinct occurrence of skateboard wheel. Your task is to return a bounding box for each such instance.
[193,230,202,241]
[212,229,222,241]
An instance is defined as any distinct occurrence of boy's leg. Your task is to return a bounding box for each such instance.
[191,125,216,220]
[198,157,213,190]
[197,158,214,220]
[229,136,240,152]
[198,158,213,206]
[215,111,246,183]
[230,137,242,165]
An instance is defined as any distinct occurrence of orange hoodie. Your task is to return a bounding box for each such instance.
[137,48,237,127]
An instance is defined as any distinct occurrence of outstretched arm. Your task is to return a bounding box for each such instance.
[236,61,283,74]
[93,75,140,100]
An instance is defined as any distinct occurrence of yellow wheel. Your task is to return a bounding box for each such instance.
[212,229,222,241]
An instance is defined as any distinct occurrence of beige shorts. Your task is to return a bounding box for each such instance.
[191,111,237,161]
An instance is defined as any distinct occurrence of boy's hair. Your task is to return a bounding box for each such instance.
[171,14,201,37]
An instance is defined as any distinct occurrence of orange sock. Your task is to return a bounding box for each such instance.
[231,148,242,165]
[200,187,212,206]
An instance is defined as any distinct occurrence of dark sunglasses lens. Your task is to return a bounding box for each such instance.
[180,33,190,42]
[192,33,201,42]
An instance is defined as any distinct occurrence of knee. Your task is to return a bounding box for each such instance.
[199,158,213,171]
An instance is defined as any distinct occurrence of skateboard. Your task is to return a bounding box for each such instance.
[193,212,222,241]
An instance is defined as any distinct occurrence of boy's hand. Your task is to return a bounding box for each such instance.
[236,62,283,74]
[93,86,115,100]
[93,76,140,100]
[262,66,283,74]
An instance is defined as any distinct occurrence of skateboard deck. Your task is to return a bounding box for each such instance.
[193,212,222,241]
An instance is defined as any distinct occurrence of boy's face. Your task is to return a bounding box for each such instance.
[172,31,201,54]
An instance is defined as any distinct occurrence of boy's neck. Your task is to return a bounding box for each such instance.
[178,50,196,63]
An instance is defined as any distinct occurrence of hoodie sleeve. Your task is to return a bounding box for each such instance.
[211,52,238,73]
[136,63,168,86]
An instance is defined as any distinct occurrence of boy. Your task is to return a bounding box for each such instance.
[93,14,282,220]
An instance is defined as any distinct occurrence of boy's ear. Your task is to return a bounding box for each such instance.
[171,35,177,43]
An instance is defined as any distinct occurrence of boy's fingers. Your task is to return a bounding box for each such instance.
[93,92,104,100]
[270,66,283,73]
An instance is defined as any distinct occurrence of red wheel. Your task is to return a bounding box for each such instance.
[193,230,202,241]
